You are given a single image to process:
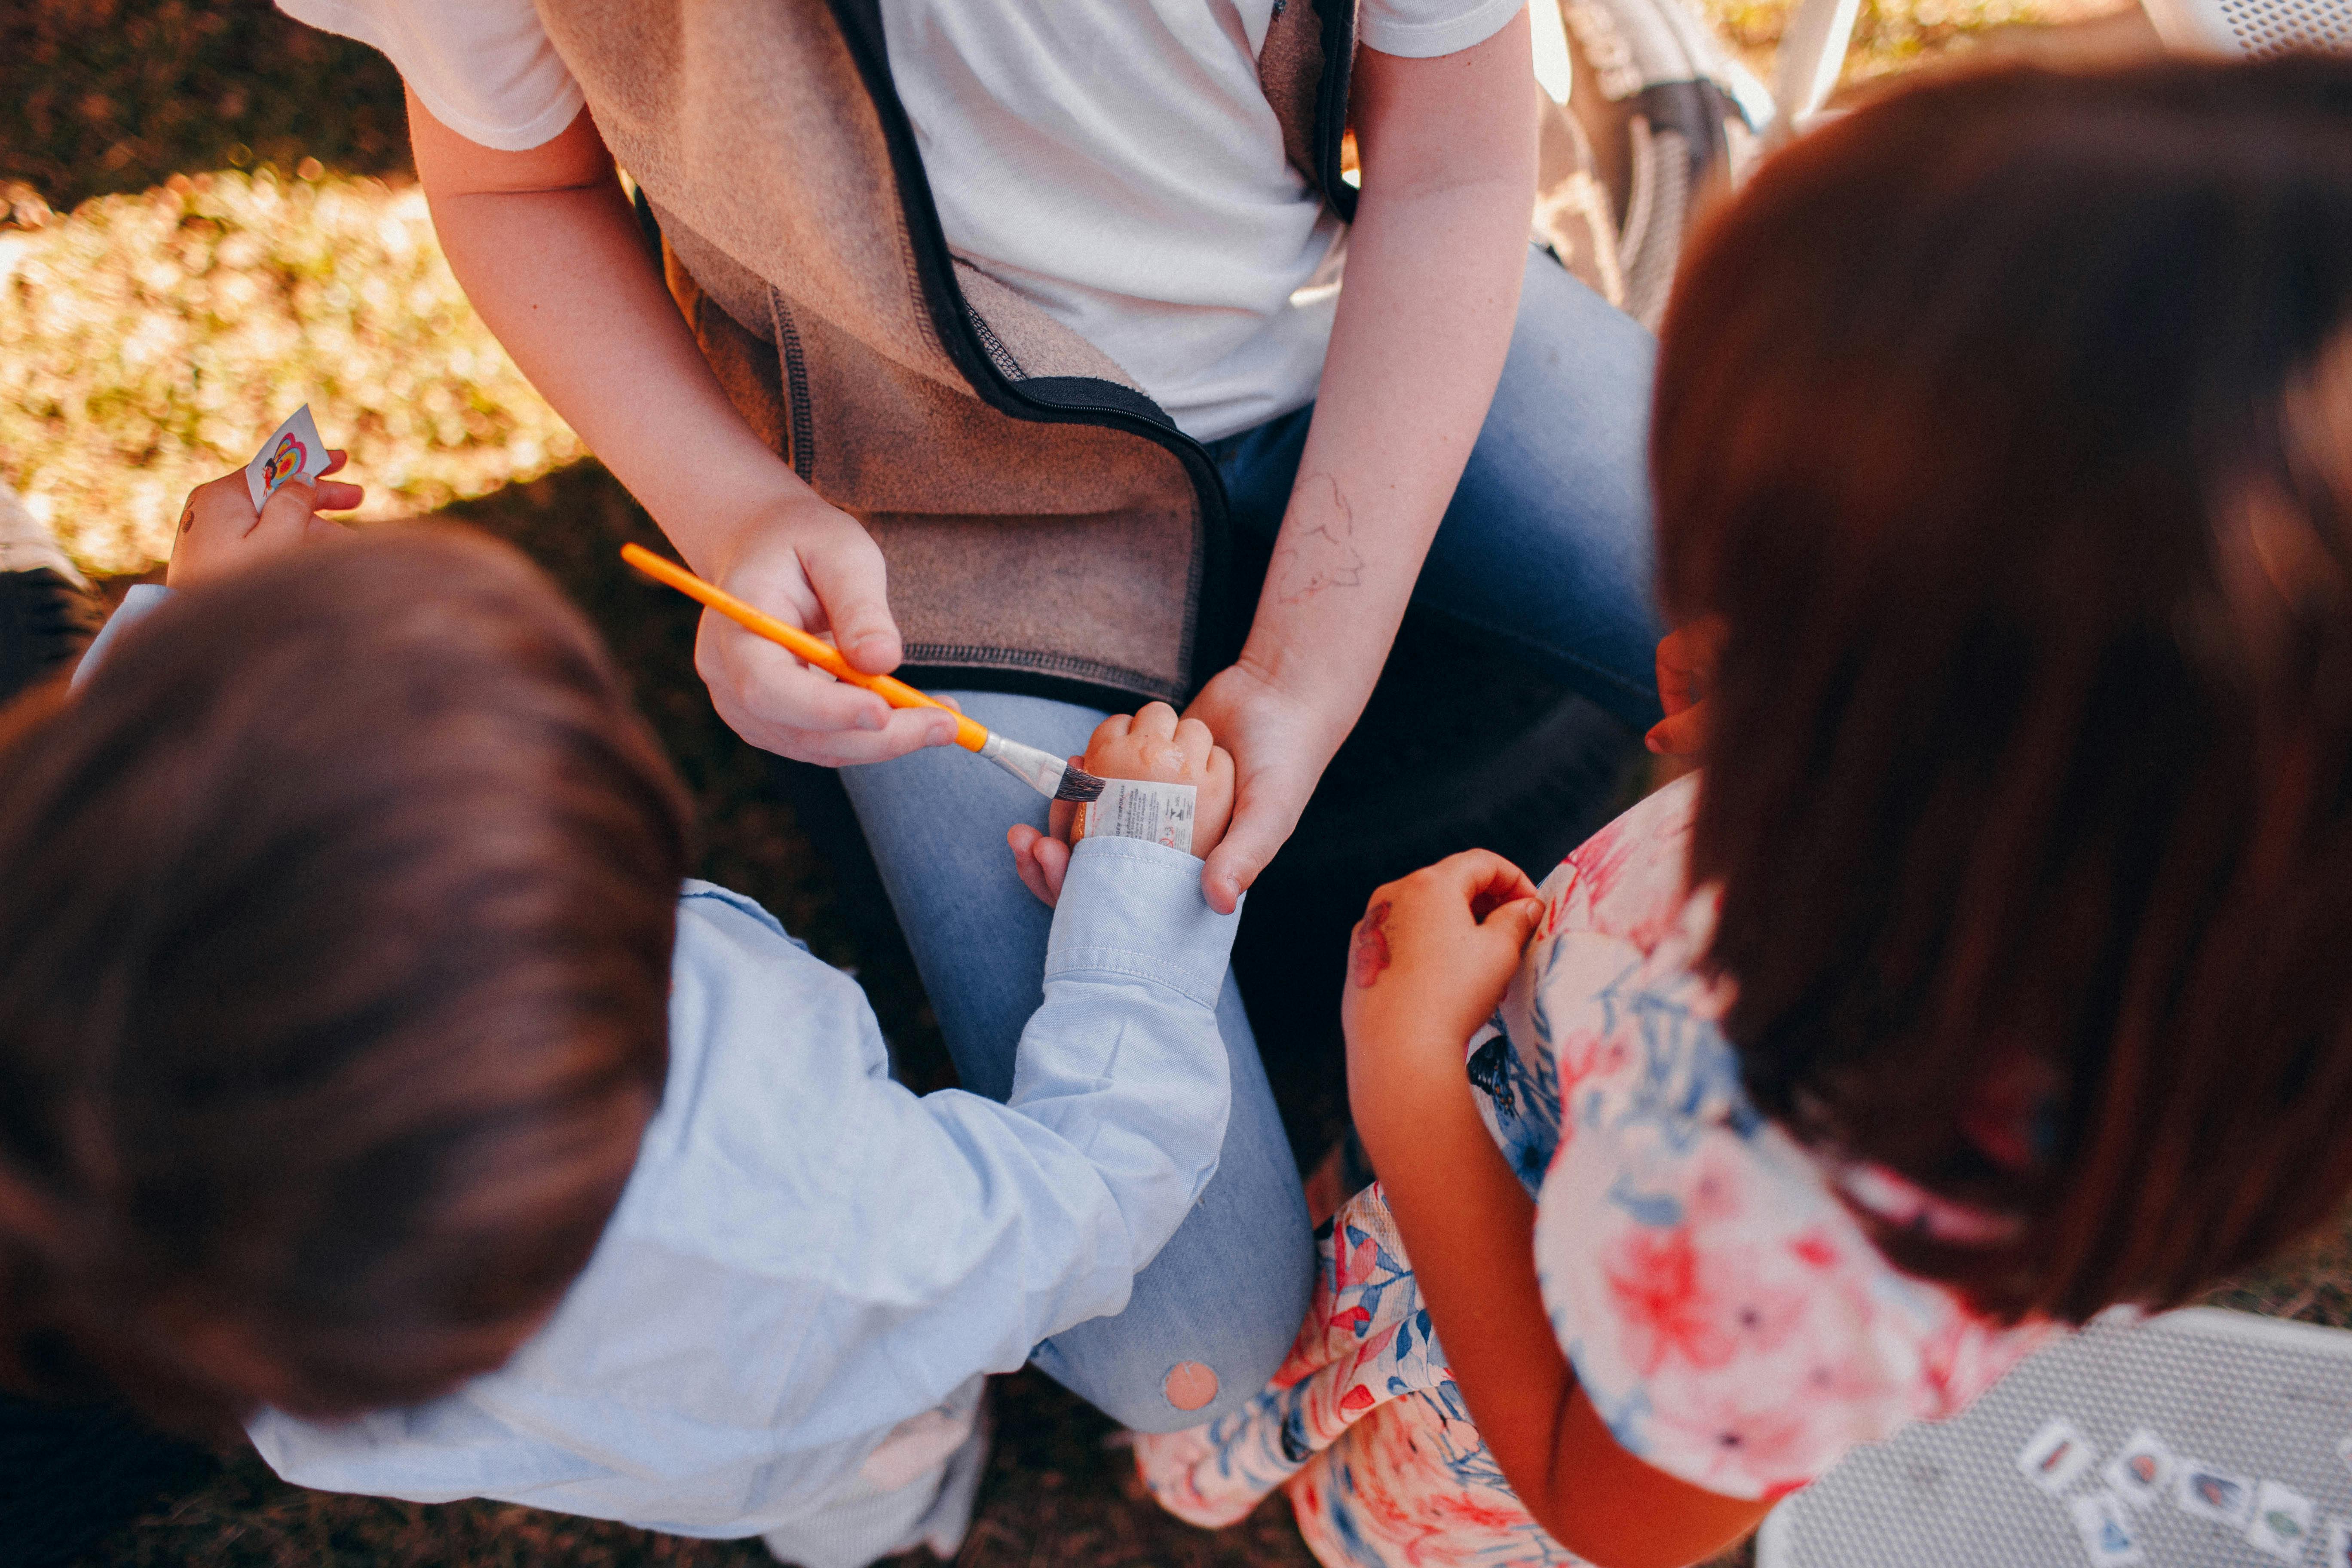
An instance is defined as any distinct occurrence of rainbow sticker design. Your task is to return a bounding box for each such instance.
[260,432,307,494]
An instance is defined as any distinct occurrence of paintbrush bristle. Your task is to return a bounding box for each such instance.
[1054,765,1108,803]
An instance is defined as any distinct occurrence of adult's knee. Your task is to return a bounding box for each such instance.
[1032,1207,1313,1434]
[1035,1288,1304,1435]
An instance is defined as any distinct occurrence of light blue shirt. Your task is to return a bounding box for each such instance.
[84,585,1238,1537]
[248,843,1236,1535]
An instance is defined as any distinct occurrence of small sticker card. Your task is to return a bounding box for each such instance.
[2101,1429,2177,1510]
[2018,1418,2098,1495]
[1075,778,1196,854]
[245,404,328,510]
[2174,1461,2257,1528]
[2069,1489,2145,1568]
[2247,1481,2316,1562]
[2324,1516,2352,1568]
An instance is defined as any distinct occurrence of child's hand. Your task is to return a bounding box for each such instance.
[1645,615,1724,757]
[167,453,363,589]
[1008,701,1236,906]
[1341,851,1544,1144]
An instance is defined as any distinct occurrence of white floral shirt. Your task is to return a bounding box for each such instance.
[1138,775,2056,1565]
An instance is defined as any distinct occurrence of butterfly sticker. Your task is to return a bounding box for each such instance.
[2069,1489,2145,1568]
[2018,1418,2098,1496]
[2100,1429,2176,1510]
[2174,1461,2256,1529]
[245,404,328,510]
[2246,1481,2314,1562]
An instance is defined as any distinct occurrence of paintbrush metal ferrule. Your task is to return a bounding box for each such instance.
[975,732,1106,802]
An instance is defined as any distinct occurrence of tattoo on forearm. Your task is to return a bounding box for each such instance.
[1350,899,1392,988]
[179,502,197,535]
[1272,473,1365,606]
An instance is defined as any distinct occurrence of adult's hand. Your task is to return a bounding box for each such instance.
[1644,616,1723,758]
[692,498,959,766]
[1182,658,1355,915]
[408,92,956,768]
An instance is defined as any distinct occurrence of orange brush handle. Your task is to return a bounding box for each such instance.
[620,543,989,752]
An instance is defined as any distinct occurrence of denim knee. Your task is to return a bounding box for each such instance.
[1031,1276,1305,1435]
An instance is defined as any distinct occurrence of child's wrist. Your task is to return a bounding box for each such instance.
[1071,775,1205,858]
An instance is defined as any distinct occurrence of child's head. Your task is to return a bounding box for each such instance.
[0,529,690,1432]
[1653,56,2352,1321]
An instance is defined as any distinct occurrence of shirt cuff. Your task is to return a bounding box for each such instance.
[1359,0,1527,59]
[1045,837,1240,1011]
[71,582,172,690]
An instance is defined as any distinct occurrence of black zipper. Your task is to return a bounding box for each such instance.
[823,0,1240,688]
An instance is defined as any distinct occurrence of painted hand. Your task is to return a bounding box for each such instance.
[1341,850,1543,1130]
[1007,701,1235,906]
[166,452,362,589]
[691,500,962,766]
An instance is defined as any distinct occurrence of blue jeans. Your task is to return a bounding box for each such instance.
[839,249,1659,1434]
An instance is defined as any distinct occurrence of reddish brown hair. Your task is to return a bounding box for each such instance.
[0,529,690,1433]
[1655,56,2352,1322]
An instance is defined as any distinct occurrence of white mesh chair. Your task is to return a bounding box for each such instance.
[2139,0,2352,55]
[1759,1310,2352,1568]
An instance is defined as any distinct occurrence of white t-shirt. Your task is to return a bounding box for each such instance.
[278,0,1525,441]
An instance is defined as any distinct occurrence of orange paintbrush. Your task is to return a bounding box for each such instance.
[621,542,1107,802]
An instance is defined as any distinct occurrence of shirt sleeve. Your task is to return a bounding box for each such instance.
[275,0,584,151]
[1358,0,1528,58]
[70,583,171,689]
[812,836,1239,1400]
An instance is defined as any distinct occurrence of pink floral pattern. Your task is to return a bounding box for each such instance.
[1137,775,2055,1565]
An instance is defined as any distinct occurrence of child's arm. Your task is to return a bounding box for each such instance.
[1344,856,1774,1568]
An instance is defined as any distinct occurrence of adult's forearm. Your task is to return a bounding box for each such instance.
[1239,40,1534,726]
[411,98,809,576]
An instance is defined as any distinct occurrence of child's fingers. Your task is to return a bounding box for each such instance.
[1033,835,1071,902]
[1654,616,1726,716]
[1424,848,1540,916]
[1008,825,1058,908]
[247,479,321,548]
[1130,701,1179,742]
[320,449,350,478]
[312,479,365,512]
[1089,713,1133,752]
[1645,702,1709,757]
[1477,893,1546,958]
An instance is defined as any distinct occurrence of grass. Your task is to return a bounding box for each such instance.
[0,168,581,574]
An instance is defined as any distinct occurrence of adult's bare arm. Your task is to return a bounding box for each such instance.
[407,92,959,764]
[1185,15,1539,913]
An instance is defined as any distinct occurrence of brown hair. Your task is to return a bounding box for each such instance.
[0,528,691,1434]
[1654,55,2352,1323]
